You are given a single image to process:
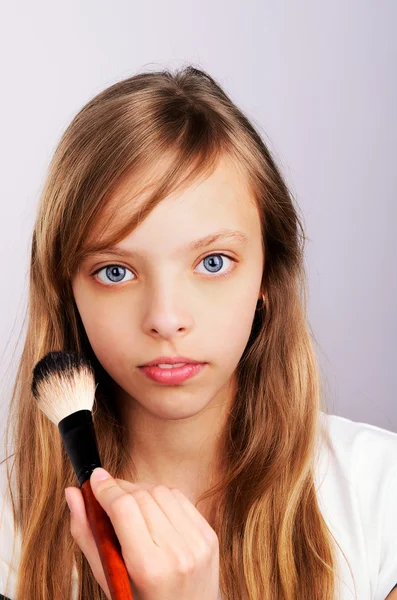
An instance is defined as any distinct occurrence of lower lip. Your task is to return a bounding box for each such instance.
[138,363,206,384]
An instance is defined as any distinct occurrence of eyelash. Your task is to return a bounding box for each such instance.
[90,253,237,286]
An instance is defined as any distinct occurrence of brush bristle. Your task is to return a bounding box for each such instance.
[31,350,97,425]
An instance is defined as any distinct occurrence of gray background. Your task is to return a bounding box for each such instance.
[0,0,396,441]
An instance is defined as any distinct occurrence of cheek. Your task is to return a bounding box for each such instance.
[79,311,135,387]
[72,280,134,369]
[71,273,259,386]
[208,292,258,367]
[83,307,132,348]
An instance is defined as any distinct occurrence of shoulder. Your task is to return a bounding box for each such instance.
[318,412,397,489]
[316,412,397,599]
[320,410,397,456]
[322,410,397,451]
[0,456,21,600]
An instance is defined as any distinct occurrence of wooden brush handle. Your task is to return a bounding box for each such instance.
[81,479,134,600]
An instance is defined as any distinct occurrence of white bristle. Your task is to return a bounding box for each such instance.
[34,365,97,426]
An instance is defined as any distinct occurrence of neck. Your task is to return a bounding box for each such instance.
[114,377,235,513]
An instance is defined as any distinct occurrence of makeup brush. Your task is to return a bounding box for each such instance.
[31,350,134,600]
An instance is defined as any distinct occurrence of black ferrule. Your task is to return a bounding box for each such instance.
[58,409,102,487]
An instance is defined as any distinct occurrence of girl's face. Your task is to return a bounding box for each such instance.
[71,156,264,420]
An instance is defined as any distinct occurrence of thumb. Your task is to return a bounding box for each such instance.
[65,486,111,600]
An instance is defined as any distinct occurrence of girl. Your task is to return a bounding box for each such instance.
[0,65,396,600]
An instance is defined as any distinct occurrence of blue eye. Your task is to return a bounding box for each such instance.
[95,265,135,284]
[196,254,234,276]
[92,254,235,285]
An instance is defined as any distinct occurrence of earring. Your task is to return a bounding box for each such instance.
[256,292,266,311]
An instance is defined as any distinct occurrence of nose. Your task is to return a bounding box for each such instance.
[141,285,194,340]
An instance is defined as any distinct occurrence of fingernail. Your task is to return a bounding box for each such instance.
[65,488,73,512]
[91,467,111,482]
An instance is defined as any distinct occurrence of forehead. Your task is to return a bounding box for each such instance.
[85,154,259,251]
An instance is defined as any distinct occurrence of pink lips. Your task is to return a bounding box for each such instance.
[139,363,206,384]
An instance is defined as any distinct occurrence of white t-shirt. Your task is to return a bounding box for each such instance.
[1,412,396,599]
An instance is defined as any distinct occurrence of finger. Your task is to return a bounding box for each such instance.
[115,480,215,558]
[89,468,162,566]
[97,474,187,551]
[65,487,111,600]
[170,488,219,548]
[115,479,216,550]
[146,485,210,552]
[114,479,157,493]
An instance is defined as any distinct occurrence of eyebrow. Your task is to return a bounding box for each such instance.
[81,229,249,260]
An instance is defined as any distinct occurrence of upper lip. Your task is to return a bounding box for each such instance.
[139,356,204,367]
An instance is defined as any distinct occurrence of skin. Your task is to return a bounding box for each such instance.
[70,154,265,515]
[67,155,265,597]
[64,154,397,599]
[66,469,221,599]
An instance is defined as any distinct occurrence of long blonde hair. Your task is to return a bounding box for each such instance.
[2,65,353,599]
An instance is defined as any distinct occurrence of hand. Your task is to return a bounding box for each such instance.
[65,468,220,600]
